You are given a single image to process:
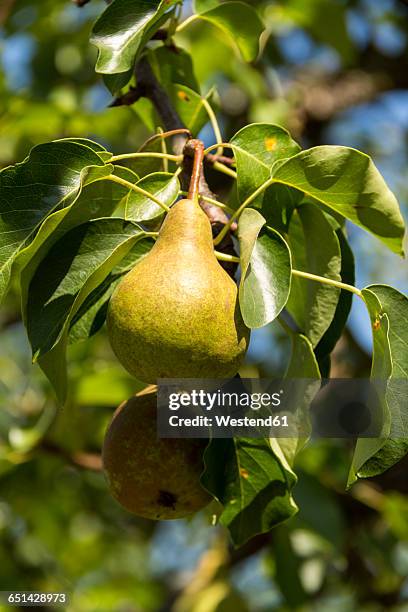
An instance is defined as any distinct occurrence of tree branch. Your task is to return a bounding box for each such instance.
[296,42,408,141]
[40,440,102,471]
[111,57,237,235]
[111,57,235,216]
[0,0,16,24]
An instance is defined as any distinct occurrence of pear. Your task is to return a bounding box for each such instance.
[107,198,250,382]
[102,391,210,519]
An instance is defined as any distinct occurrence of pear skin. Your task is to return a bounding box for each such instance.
[107,198,250,382]
[102,391,210,519]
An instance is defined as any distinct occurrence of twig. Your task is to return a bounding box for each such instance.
[110,59,236,185]
[109,56,239,275]
[40,440,102,471]
[136,57,187,153]
[206,153,235,167]
[138,128,192,152]
[0,0,16,23]
[187,140,205,201]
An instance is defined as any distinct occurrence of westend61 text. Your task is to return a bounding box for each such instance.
[169,414,289,427]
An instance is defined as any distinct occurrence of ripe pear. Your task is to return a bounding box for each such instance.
[107,198,250,382]
[102,391,210,519]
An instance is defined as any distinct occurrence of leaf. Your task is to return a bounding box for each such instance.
[0,139,110,302]
[260,183,303,234]
[202,437,298,547]
[276,334,321,466]
[125,172,180,222]
[349,286,408,484]
[19,165,137,329]
[272,146,405,255]
[103,69,134,95]
[315,226,355,362]
[294,471,346,548]
[267,526,308,609]
[194,2,265,62]
[91,0,178,75]
[286,204,342,347]
[69,238,153,344]
[17,165,132,273]
[26,218,147,403]
[149,46,200,92]
[169,84,217,135]
[230,123,301,206]
[56,137,110,158]
[194,0,219,11]
[238,208,291,329]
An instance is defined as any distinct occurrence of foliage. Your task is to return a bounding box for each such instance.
[1,0,408,609]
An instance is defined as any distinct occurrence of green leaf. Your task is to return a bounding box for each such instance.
[202,437,298,547]
[294,471,346,548]
[169,84,217,135]
[149,46,200,92]
[26,218,147,403]
[103,69,134,95]
[125,172,180,223]
[55,137,110,158]
[315,226,355,362]
[230,123,301,206]
[132,82,213,137]
[272,146,405,255]
[286,204,342,347]
[19,165,137,330]
[267,526,308,608]
[91,0,178,75]
[349,286,408,484]
[69,238,153,344]
[0,139,110,302]
[194,2,265,62]
[276,333,321,466]
[17,166,126,272]
[260,183,303,234]
[194,0,219,11]
[238,208,291,329]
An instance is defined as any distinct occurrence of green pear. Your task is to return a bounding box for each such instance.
[103,391,210,519]
[107,198,250,382]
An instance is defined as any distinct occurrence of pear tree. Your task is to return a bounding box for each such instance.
[0,0,407,548]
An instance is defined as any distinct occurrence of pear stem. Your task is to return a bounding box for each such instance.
[105,175,170,212]
[187,139,205,202]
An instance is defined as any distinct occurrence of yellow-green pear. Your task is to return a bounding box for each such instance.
[102,391,210,519]
[107,198,250,382]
